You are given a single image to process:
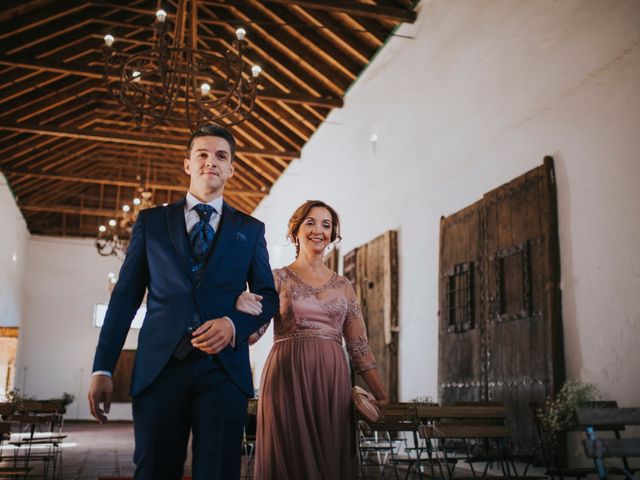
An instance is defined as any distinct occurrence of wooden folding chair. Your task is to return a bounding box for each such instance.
[362,410,427,480]
[417,404,546,479]
[576,406,640,480]
[9,401,67,479]
[534,400,631,480]
[0,421,32,479]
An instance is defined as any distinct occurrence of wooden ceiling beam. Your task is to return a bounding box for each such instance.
[92,102,312,157]
[0,1,59,23]
[21,198,257,219]
[0,3,92,41]
[0,121,300,159]
[250,1,369,68]
[0,55,342,108]
[1,168,268,197]
[21,203,130,218]
[263,0,417,23]
[213,3,349,96]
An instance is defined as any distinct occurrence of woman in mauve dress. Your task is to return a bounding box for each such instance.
[235,199,389,480]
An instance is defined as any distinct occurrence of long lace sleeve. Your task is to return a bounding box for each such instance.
[248,269,282,345]
[343,283,377,374]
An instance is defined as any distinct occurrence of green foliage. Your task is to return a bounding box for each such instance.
[4,389,75,407]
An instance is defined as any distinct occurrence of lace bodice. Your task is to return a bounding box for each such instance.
[250,267,377,373]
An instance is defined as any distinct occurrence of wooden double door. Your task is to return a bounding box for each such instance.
[438,157,565,449]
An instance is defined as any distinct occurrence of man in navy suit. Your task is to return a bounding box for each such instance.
[88,124,278,480]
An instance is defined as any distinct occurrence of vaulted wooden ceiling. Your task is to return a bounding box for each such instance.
[0,0,417,238]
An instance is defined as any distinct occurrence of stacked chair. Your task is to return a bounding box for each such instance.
[358,402,429,480]
[0,400,66,479]
[358,400,640,479]
[358,401,548,479]
[0,402,31,478]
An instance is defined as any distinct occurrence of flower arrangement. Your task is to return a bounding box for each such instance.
[410,395,434,405]
[537,380,600,436]
[407,395,434,418]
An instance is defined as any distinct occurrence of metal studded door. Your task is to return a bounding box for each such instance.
[438,157,564,449]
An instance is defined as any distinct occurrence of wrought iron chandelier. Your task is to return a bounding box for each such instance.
[95,187,155,259]
[101,0,262,131]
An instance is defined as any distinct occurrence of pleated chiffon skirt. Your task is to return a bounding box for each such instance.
[253,336,358,480]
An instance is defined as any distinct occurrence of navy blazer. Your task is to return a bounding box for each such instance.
[92,198,278,397]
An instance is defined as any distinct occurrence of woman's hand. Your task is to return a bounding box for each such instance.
[359,367,390,417]
[375,395,390,416]
[235,291,263,316]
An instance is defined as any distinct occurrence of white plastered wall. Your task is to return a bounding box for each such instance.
[0,173,29,398]
[251,0,640,405]
[16,236,136,419]
[0,173,28,329]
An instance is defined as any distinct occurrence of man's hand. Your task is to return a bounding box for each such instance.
[235,291,263,316]
[192,317,234,354]
[88,374,113,424]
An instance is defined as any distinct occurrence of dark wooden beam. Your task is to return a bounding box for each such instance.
[21,204,132,218]
[0,121,300,159]
[0,1,58,24]
[0,54,343,108]
[262,0,417,23]
[21,198,257,219]
[2,169,268,197]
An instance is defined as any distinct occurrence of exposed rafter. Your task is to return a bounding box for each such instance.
[0,55,343,108]
[0,0,416,238]
[263,0,417,23]
[0,169,268,197]
[0,121,300,159]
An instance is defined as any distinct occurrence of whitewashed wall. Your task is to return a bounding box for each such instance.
[251,0,640,405]
[0,173,28,329]
[15,236,135,419]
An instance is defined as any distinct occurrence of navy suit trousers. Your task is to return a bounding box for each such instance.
[132,352,248,480]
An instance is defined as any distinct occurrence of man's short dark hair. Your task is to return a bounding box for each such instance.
[186,124,236,161]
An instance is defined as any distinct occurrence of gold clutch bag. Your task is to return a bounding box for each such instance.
[352,386,381,422]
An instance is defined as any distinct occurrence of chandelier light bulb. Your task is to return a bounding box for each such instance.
[99,225,107,232]
[251,65,262,78]
[235,28,246,41]
[133,198,141,206]
[156,9,167,23]
[110,277,117,284]
[200,82,211,96]
[122,204,130,212]
[109,219,117,227]
[131,70,141,82]
[108,272,115,279]
[104,34,115,47]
